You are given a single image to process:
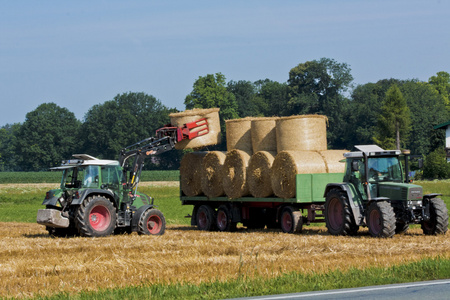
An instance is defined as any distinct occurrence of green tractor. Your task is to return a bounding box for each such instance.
[37,119,209,237]
[324,145,449,238]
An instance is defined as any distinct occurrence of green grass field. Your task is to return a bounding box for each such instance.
[1,179,449,300]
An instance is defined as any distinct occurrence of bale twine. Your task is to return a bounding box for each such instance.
[169,108,221,150]
[317,150,347,173]
[180,152,207,196]
[251,117,278,153]
[271,150,327,199]
[223,149,251,199]
[248,151,276,198]
[276,115,328,152]
[226,118,253,155]
[201,151,227,198]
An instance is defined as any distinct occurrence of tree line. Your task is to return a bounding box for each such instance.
[1,57,449,174]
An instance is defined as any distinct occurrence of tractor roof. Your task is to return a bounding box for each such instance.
[51,154,119,170]
[344,145,401,158]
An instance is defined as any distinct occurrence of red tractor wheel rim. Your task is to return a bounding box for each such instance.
[89,205,111,231]
[369,209,382,235]
[147,215,162,234]
[282,212,292,232]
[217,210,227,230]
[328,198,343,230]
[198,211,207,229]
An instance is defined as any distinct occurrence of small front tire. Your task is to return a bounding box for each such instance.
[138,209,166,236]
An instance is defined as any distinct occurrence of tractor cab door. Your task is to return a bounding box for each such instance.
[346,158,368,201]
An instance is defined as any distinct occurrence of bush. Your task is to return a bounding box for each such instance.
[423,148,450,179]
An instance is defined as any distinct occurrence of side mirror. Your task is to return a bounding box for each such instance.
[351,161,359,172]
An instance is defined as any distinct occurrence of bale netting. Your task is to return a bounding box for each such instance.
[169,108,221,150]
[318,150,347,173]
[180,152,208,196]
[223,149,251,199]
[201,151,227,198]
[226,118,253,155]
[248,151,276,198]
[276,115,328,152]
[251,117,278,153]
[271,151,327,199]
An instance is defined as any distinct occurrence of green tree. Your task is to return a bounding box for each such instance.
[15,103,81,171]
[0,123,21,171]
[287,58,353,148]
[428,71,450,110]
[374,85,411,150]
[401,80,448,155]
[253,79,290,117]
[80,92,179,169]
[227,80,259,117]
[423,147,450,179]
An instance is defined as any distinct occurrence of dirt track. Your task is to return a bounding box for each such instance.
[0,221,449,299]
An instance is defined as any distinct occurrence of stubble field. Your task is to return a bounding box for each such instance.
[0,181,449,299]
[1,222,449,299]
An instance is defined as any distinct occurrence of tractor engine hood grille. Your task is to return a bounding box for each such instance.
[378,183,423,201]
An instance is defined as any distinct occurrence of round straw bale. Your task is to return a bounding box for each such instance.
[251,117,278,153]
[248,151,276,198]
[226,118,253,155]
[317,150,347,173]
[201,151,227,198]
[180,152,207,196]
[271,150,327,199]
[223,149,251,199]
[169,108,221,150]
[276,115,328,152]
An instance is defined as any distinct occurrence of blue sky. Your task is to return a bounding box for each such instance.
[1,0,449,126]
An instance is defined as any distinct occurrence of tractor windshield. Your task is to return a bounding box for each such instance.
[367,156,403,183]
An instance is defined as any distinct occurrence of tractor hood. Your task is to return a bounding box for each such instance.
[378,182,423,201]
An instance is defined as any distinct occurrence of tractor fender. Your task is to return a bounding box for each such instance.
[423,193,442,199]
[71,189,117,206]
[324,183,365,226]
[131,205,156,232]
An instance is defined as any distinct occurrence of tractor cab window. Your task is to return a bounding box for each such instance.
[367,157,403,183]
[62,167,82,188]
[101,165,122,187]
[82,165,99,188]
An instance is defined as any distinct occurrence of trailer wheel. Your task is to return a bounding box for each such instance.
[196,205,216,231]
[138,208,166,235]
[367,201,396,238]
[422,198,449,235]
[325,189,358,236]
[216,205,236,232]
[280,206,302,234]
[76,195,116,237]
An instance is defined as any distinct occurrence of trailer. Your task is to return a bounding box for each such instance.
[181,173,344,233]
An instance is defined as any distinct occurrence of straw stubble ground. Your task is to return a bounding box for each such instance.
[1,222,449,299]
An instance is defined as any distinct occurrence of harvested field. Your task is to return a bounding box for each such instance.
[1,222,449,299]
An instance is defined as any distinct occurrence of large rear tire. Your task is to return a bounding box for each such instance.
[138,208,166,235]
[367,201,396,238]
[76,195,116,237]
[196,205,216,231]
[325,189,358,236]
[280,206,302,234]
[422,198,448,235]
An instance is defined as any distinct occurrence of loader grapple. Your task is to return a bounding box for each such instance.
[156,118,209,142]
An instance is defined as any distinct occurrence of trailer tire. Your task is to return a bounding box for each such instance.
[138,208,166,235]
[76,195,116,237]
[325,189,358,236]
[216,205,236,232]
[367,201,396,238]
[422,198,449,235]
[280,206,302,234]
[196,205,216,231]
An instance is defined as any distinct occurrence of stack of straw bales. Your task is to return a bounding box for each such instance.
[179,111,347,200]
